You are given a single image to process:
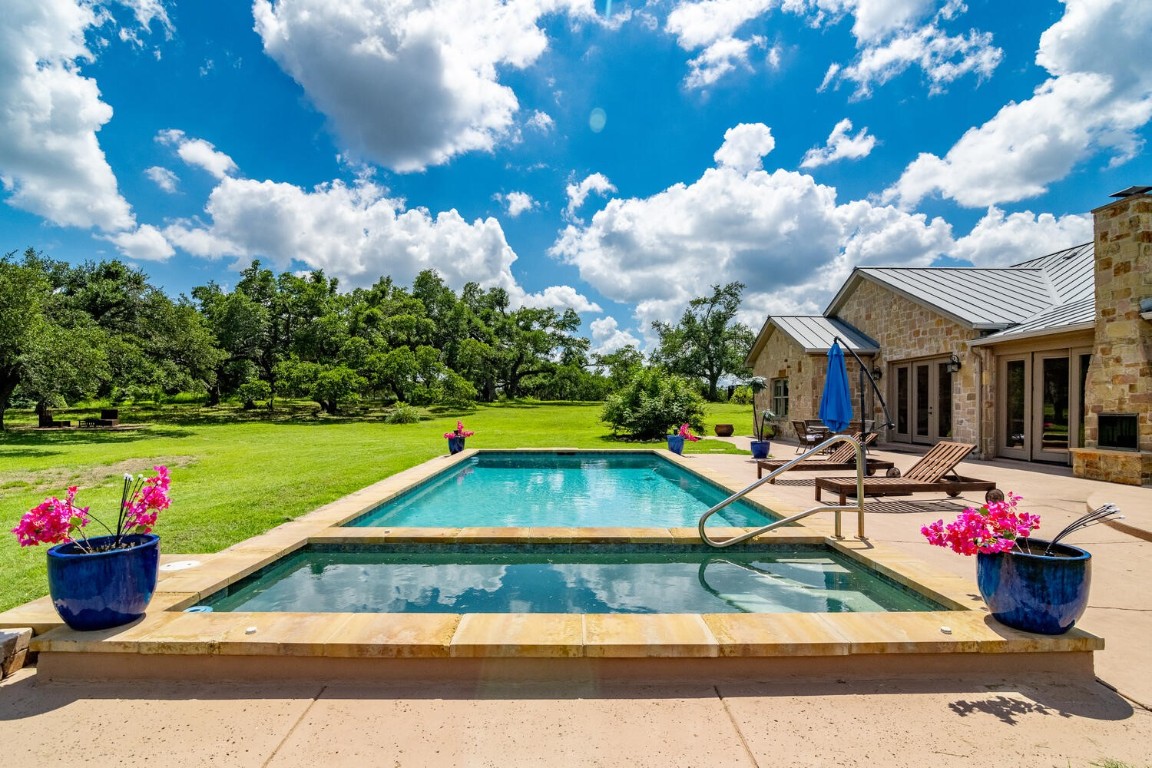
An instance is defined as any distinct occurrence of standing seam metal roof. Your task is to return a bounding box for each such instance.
[767,316,879,354]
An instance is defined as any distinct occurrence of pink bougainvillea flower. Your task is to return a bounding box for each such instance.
[921,492,1038,556]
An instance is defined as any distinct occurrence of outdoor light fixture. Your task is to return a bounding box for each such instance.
[946,353,962,374]
[871,365,883,381]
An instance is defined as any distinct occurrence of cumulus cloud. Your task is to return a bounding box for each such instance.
[145,166,179,193]
[714,123,775,173]
[252,0,594,172]
[564,173,616,219]
[589,316,640,354]
[800,118,876,168]
[0,0,134,231]
[950,207,1093,267]
[102,224,175,262]
[163,176,596,314]
[550,123,955,329]
[496,191,536,217]
[885,0,1152,207]
[157,129,238,179]
[665,0,772,89]
[526,110,555,132]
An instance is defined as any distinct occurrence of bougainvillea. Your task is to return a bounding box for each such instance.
[921,492,1040,555]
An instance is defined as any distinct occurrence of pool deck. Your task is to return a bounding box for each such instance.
[3,442,1152,765]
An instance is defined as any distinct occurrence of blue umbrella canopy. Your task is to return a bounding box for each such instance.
[818,341,853,433]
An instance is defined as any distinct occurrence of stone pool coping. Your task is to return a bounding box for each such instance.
[0,449,1103,682]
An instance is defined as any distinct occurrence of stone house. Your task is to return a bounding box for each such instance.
[746,188,1152,485]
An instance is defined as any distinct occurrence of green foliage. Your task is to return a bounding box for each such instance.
[651,282,754,402]
[385,402,422,424]
[601,368,706,439]
[729,384,753,405]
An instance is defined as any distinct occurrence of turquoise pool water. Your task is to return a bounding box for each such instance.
[197,544,942,614]
[348,452,774,528]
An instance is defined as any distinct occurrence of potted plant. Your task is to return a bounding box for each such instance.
[443,420,474,454]
[11,466,171,631]
[666,423,700,455]
[921,492,1120,635]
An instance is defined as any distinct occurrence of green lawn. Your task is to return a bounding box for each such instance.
[0,400,753,612]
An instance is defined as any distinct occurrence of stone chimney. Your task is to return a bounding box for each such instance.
[1072,187,1152,485]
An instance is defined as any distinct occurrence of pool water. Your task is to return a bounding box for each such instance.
[348,452,774,528]
[197,544,942,614]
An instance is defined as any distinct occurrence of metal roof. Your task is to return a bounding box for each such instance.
[973,296,1096,345]
[824,241,1094,331]
[767,316,880,354]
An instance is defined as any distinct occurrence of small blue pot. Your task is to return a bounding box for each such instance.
[447,436,466,454]
[46,533,161,631]
[976,537,1091,635]
[749,440,771,459]
[666,435,685,455]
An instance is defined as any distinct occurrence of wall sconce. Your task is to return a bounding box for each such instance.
[946,353,962,374]
[871,365,883,381]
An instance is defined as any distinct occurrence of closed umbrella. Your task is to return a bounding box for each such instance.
[819,341,853,433]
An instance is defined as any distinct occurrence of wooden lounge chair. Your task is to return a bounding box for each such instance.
[814,441,997,505]
[756,434,894,480]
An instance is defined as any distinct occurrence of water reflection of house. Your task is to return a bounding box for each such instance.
[746,188,1152,486]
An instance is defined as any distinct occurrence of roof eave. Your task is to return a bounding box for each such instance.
[970,322,1095,347]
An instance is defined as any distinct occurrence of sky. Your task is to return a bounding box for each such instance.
[3,0,1151,354]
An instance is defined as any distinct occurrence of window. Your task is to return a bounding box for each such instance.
[771,378,789,418]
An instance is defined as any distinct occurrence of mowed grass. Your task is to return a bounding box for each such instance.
[0,400,753,612]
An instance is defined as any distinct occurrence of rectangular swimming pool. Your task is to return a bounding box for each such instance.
[346,451,775,528]
[195,544,943,614]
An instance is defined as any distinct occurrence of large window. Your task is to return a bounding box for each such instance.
[771,378,789,418]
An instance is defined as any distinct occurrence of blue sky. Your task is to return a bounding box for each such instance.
[3,0,1151,352]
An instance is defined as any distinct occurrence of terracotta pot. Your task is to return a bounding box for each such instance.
[714,424,734,437]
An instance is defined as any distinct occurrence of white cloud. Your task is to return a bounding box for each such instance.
[527,110,555,132]
[951,207,1093,268]
[564,173,616,219]
[103,224,175,261]
[158,129,238,179]
[665,0,773,89]
[163,175,595,315]
[145,166,179,193]
[823,22,1001,97]
[517,285,601,313]
[252,0,595,172]
[886,0,1152,207]
[713,123,775,174]
[498,191,536,217]
[550,124,953,329]
[0,0,135,231]
[800,118,876,168]
[848,0,933,43]
[684,34,765,89]
[589,316,640,354]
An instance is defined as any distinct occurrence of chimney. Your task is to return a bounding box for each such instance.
[1072,187,1152,485]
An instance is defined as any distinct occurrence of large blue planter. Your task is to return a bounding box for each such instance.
[749,440,771,459]
[666,435,685,455]
[46,533,160,631]
[447,436,466,454]
[976,537,1091,635]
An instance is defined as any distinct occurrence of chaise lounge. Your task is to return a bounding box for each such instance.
[756,434,894,481]
[813,441,997,505]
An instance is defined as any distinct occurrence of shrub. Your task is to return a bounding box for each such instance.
[386,402,422,424]
[601,368,705,440]
[729,384,753,405]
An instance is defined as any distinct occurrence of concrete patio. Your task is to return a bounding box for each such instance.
[2,442,1151,767]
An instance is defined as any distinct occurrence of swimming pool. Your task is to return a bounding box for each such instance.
[347,451,775,528]
[195,543,943,614]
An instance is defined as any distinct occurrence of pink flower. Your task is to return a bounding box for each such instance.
[921,492,1038,556]
[677,424,700,442]
[11,466,170,552]
[443,420,475,439]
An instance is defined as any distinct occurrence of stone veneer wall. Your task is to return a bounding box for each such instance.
[1072,192,1152,486]
[836,279,983,446]
[751,330,817,441]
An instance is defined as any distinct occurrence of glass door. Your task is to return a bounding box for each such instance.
[1000,356,1029,459]
[1034,353,1070,462]
[890,360,952,444]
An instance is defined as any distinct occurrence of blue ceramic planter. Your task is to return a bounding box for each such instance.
[46,533,161,631]
[749,440,770,460]
[447,436,466,454]
[976,537,1091,635]
[666,435,685,455]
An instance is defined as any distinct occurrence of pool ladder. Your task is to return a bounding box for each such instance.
[698,433,868,548]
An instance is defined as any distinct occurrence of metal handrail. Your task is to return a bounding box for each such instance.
[698,433,868,547]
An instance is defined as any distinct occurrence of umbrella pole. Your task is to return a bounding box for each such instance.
[832,335,895,443]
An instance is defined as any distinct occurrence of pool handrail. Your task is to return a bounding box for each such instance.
[698,434,867,547]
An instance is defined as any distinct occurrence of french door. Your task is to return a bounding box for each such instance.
[891,359,953,444]
[998,349,1090,464]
